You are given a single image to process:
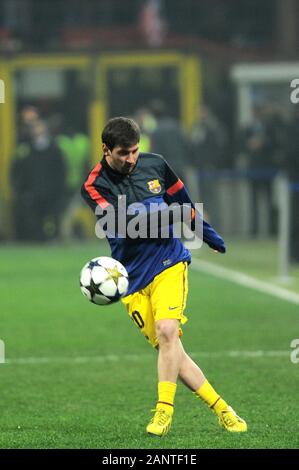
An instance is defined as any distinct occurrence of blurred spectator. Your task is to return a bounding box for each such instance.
[56,125,91,239]
[134,107,157,153]
[18,105,40,143]
[239,104,270,166]
[56,128,90,197]
[150,99,188,179]
[262,103,288,169]
[139,0,167,47]
[239,103,281,236]
[11,119,66,242]
[190,105,228,218]
[190,104,228,169]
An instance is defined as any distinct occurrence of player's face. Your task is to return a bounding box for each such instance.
[104,143,140,175]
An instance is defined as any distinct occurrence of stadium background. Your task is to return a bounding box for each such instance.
[0,0,298,449]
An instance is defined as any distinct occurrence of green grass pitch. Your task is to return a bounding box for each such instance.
[0,242,298,449]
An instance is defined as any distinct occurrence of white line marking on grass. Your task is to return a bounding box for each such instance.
[4,350,290,365]
[191,351,290,358]
[191,259,299,306]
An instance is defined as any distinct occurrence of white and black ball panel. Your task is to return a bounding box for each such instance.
[91,265,109,285]
[80,286,92,300]
[80,267,92,287]
[92,293,111,305]
[117,276,129,296]
[91,256,114,268]
[99,278,118,297]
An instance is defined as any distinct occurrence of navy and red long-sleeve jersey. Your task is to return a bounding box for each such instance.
[81,152,225,295]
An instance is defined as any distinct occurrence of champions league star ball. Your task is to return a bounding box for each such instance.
[80,256,129,305]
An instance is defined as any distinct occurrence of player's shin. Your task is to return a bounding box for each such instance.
[156,342,180,414]
[178,343,206,391]
[155,319,182,413]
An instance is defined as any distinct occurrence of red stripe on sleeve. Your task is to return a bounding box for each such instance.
[84,163,110,209]
[166,179,184,196]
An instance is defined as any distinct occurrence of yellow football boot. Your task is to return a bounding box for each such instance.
[146,408,173,437]
[217,406,247,432]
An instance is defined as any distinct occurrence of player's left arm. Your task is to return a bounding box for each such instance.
[163,159,226,253]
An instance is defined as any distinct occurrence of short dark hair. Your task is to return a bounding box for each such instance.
[102,117,140,151]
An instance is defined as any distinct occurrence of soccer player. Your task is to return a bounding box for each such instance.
[81,117,247,436]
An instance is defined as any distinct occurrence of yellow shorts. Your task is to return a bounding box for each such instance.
[121,261,189,348]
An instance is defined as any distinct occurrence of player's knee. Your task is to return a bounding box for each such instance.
[156,319,179,343]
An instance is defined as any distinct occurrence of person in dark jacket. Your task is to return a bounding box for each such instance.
[11,119,66,241]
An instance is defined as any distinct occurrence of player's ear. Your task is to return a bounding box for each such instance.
[102,143,110,156]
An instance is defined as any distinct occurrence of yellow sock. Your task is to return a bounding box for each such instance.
[157,381,177,415]
[195,379,228,414]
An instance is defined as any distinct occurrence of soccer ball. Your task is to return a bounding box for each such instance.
[80,256,129,305]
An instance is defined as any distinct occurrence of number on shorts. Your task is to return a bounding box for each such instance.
[132,310,144,329]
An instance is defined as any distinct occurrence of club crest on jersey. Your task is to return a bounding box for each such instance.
[147,179,161,194]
